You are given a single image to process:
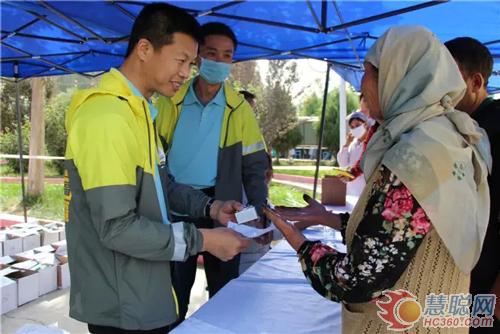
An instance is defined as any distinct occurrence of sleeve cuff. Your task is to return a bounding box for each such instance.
[339,212,350,242]
[297,240,321,259]
[171,223,187,261]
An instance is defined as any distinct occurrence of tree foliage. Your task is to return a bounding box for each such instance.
[274,127,303,158]
[299,92,322,116]
[45,90,73,174]
[255,60,299,151]
[314,89,359,153]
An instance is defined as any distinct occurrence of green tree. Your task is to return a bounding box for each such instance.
[0,121,30,173]
[256,60,298,153]
[45,89,73,175]
[299,93,321,116]
[1,78,54,132]
[274,127,303,162]
[1,80,31,132]
[316,88,359,155]
[230,60,260,91]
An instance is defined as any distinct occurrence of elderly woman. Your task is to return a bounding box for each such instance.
[264,26,491,333]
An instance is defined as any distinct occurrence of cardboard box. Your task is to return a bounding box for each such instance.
[59,229,66,241]
[4,269,39,305]
[0,256,16,266]
[321,176,347,206]
[38,222,65,245]
[51,240,67,251]
[22,233,41,252]
[37,263,57,295]
[16,250,37,260]
[40,231,60,246]
[4,228,41,253]
[11,259,58,295]
[33,245,55,254]
[34,253,70,290]
[0,276,17,314]
[1,235,23,256]
[57,262,70,289]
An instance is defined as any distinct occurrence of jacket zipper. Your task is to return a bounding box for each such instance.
[223,100,244,147]
[143,107,153,168]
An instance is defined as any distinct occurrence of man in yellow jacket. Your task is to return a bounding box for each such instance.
[65,4,249,333]
[156,22,269,325]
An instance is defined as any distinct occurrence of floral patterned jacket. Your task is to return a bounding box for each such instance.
[298,165,431,303]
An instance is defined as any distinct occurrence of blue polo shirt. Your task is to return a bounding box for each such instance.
[168,82,225,189]
[126,76,169,225]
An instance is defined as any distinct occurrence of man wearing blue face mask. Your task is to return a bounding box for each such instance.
[155,22,269,325]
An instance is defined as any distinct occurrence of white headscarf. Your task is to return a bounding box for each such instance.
[362,26,492,273]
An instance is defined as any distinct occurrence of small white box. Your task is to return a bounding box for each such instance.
[235,206,259,224]
[22,233,41,251]
[2,237,23,256]
[40,253,70,289]
[33,245,55,254]
[38,221,64,245]
[41,231,60,246]
[16,250,37,260]
[37,264,57,295]
[5,269,39,305]
[58,262,70,289]
[11,258,58,296]
[59,229,66,241]
[0,276,17,314]
[51,240,67,251]
[0,256,16,266]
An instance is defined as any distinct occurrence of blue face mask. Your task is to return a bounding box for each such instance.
[199,58,232,84]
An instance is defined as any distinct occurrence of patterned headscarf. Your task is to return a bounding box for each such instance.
[362,26,492,273]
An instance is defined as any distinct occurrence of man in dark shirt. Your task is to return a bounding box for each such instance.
[446,37,499,333]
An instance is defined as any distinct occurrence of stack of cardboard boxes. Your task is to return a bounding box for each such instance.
[0,221,69,315]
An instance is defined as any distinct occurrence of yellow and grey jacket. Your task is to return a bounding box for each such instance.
[64,68,208,330]
[156,78,268,216]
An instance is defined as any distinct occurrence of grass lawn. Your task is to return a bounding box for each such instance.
[272,159,335,167]
[0,163,62,177]
[268,182,311,207]
[0,182,308,221]
[273,169,331,178]
[0,183,64,221]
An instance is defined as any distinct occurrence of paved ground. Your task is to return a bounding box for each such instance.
[1,269,209,334]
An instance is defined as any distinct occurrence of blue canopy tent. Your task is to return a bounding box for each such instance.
[1,0,499,218]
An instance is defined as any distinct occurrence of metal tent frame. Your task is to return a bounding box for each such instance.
[1,0,499,219]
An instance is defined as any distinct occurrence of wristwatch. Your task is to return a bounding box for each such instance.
[205,198,215,218]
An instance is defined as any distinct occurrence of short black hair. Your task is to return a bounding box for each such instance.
[200,22,237,50]
[239,90,256,102]
[445,37,493,87]
[126,3,201,57]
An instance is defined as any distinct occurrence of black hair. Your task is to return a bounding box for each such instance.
[200,22,238,50]
[126,3,201,57]
[348,116,366,127]
[445,37,493,87]
[239,90,256,102]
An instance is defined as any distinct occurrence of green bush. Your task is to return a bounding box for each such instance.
[0,122,30,173]
[45,90,72,175]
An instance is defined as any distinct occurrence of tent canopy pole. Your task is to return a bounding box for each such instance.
[14,62,28,223]
[313,62,331,199]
